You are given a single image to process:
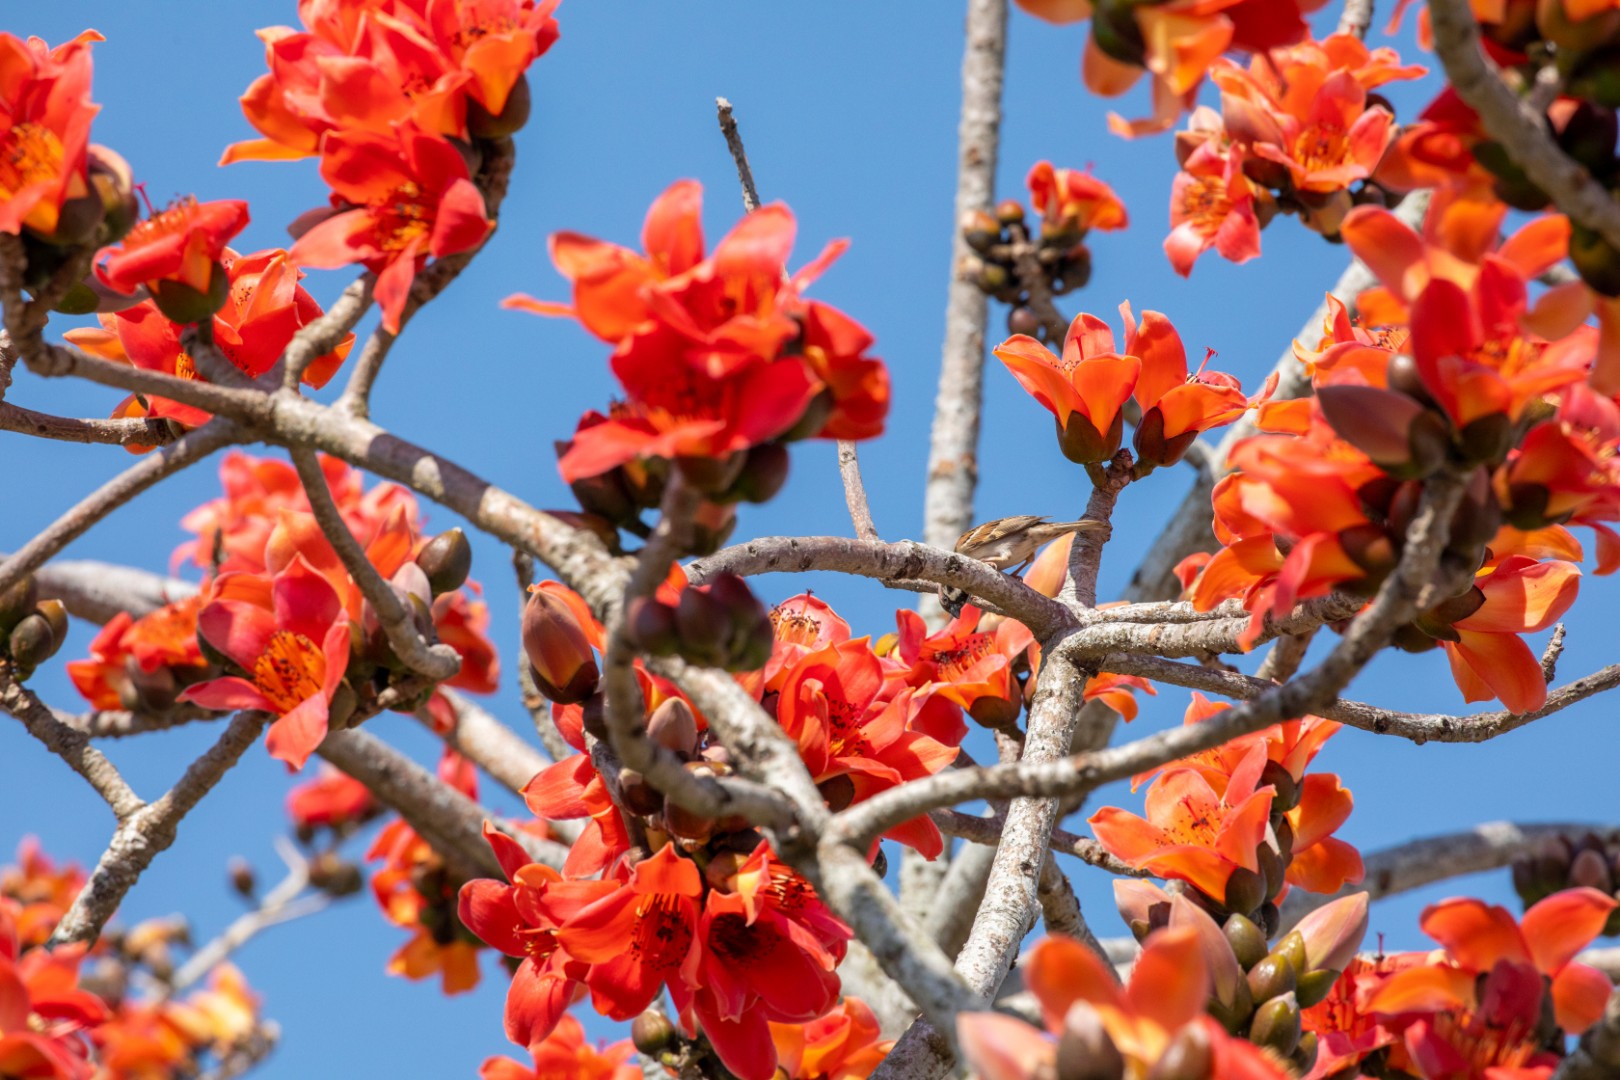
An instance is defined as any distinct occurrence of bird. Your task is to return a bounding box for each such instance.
[939,515,1109,616]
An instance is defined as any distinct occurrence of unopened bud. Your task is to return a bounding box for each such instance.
[686,499,737,557]
[631,1010,677,1055]
[1248,993,1301,1057]
[1571,848,1615,893]
[1224,914,1268,971]
[729,443,790,505]
[1056,1002,1126,1080]
[995,199,1026,226]
[416,529,472,595]
[675,452,747,496]
[627,597,679,657]
[522,587,600,704]
[675,586,731,668]
[228,858,257,898]
[1272,931,1308,977]
[0,575,38,636]
[1296,968,1340,1009]
[1007,306,1043,337]
[647,697,699,757]
[1224,867,1267,918]
[8,612,58,673]
[962,209,1001,253]
[617,769,665,817]
[1145,1023,1212,1080]
[34,599,67,646]
[1247,955,1297,1004]
[817,773,857,813]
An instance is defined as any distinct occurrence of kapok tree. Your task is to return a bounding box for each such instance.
[0,1,1618,1079]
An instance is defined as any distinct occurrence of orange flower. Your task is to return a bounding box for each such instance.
[994,311,1139,463]
[1366,889,1619,1077]
[1440,555,1579,714]
[769,998,892,1080]
[1121,301,1256,470]
[97,197,251,317]
[65,592,209,711]
[1165,116,1263,276]
[480,1013,641,1080]
[1025,160,1128,236]
[285,766,378,833]
[1089,764,1275,909]
[1302,951,1430,1077]
[958,929,1292,1080]
[179,558,352,769]
[0,902,104,1080]
[0,840,85,951]
[291,127,492,333]
[221,0,559,163]
[0,30,100,240]
[890,605,1030,729]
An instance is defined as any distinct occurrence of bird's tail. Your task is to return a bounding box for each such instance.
[1037,518,1108,539]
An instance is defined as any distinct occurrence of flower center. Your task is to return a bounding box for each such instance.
[1292,123,1352,174]
[1177,175,1234,237]
[629,893,695,975]
[0,122,66,198]
[125,195,200,250]
[373,181,431,255]
[252,629,326,712]
[931,634,995,681]
[771,608,824,647]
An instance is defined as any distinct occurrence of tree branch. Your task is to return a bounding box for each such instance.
[838,441,881,541]
[1,677,144,820]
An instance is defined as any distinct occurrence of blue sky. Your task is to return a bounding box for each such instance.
[1,2,1615,1075]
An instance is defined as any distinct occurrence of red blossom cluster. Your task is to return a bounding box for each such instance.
[1177,200,1620,713]
[65,451,499,768]
[507,180,890,528]
[0,841,267,1080]
[1165,34,1425,274]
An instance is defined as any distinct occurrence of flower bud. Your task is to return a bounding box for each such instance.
[1056,1002,1126,1080]
[1295,891,1369,975]
[675,586,732,668]
[228,857,257,899]
[1007,306,1043,337]
[8,612,58,674]
[1571,221,1620,297]
[705,573,771,672]
[1248,993,1301,1057]
[1571,848,1615,893]
[975,262,1010,293]
[1057,410,1124,465]
[686,500,737,557]
[631,1010,678,1056]
[467,73,531,139]
[151,264,230,324]
[1293,1031,1319,1075]
[995,199,1026,226]
[126,658,179,712]
[416,528,472,595]
[1224,914,1269,971]
[565,457,638,526]
[88,146,139,246]
[627,597,680,657]
[647,697,698,757]
[817,773,857,812]
[0,575,39,637]
[34,599,67,646]
[729,443,790,504]
[1318,384,1445,477]
[1247,955,1297,1004]
[618,769,666,817]
[962,209,1002,253]
[1224,867,1267,918]
[1145,1023,1211,1080]
[675,452,747,496]
[1272,930,1308,978]
[522,589,600,704]
[1257,843,1287,902]
[1296,968,1340,1009]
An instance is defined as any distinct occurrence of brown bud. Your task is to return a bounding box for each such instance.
[631,1010,678,1055]
[0,575,38,637]
[626,597,680,657]
[1224,914,1269,971]
[664,798,715,844]
[416,528,472,595]
[729,443,790,504]
[1007,306,1043,337]
[675,452,748,495]
[995,199,1026,225]
[1247,955,1297,1004]
[618,769,666,817]
[647,697,699,757]
[1056,1003,1127,1080]
[1248,993,1301,1057]
[228,858,257,898]
[1146,1023,1212,1080]
[1571,848,1615,893]
[8,612,57,674]
[567,463,638,526]
[467,72,531,139]
[686,499,737,556]
[522,588,600,704]
[1224,867,1267,918]
[818,774,857,813]
[675,586,732,668]
[963,209,1002,253]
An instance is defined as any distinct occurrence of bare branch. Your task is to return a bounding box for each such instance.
[2,677,143,820]
[715,98,762,212]
[920,0,1008,605]
[1282,820,1620,927]
[1337,0,1376,37]
[281,274,374,391]
[933,809,1147,877]
[0,419,240,598]
[838,441,881,541]
[288,446,461,680]
[50,711,268,947]
[0,402,183,447]
[432,688,552,799]
[1428,0,1620,251]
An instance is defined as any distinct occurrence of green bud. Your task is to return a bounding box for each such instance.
[1248,993,1301,1057]
[1224,867,1267,917]
[1296,968,1341,1009]
[1247,955,1297,1004]
[1225,914,1269,971]
[8,612,57,673]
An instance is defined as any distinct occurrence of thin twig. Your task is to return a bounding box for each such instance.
[281,274,374,391]
[2,677,144,820]
[715,98,761,212]
[288,446,461,681]
[837,441,881,541]
[0,402,182,446]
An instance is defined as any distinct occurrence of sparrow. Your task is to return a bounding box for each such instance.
[939,515,1108,616]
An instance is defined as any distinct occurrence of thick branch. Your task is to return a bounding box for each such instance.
[1429,0,1620,251]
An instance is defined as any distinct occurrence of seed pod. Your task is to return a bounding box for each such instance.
[647,697,698,757]
[416,528,472,595]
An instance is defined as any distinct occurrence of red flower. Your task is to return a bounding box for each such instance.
[1025,161,1128,235]
[0,840,85,951]
[65,593,209,710]
[480,1013,640,1080]
[0,902,104,1080]
[179,559,351,769]
[0,30,100,239]
[1441,555,1579,714]
[285,767,377,832]
[891,605,1029,729]
[1165,111,1263,276]
[291,127,491,333]
[993,312,1140,464]
[97,197,250,305]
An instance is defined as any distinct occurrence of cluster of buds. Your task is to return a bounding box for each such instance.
[1514,832,1620,935]
[0,574,68,681]
[618,698,762,851]
[1117,886,1371,1077]
[558,431,789,556]
[626,573,773,673]
[959,163,1127,342]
